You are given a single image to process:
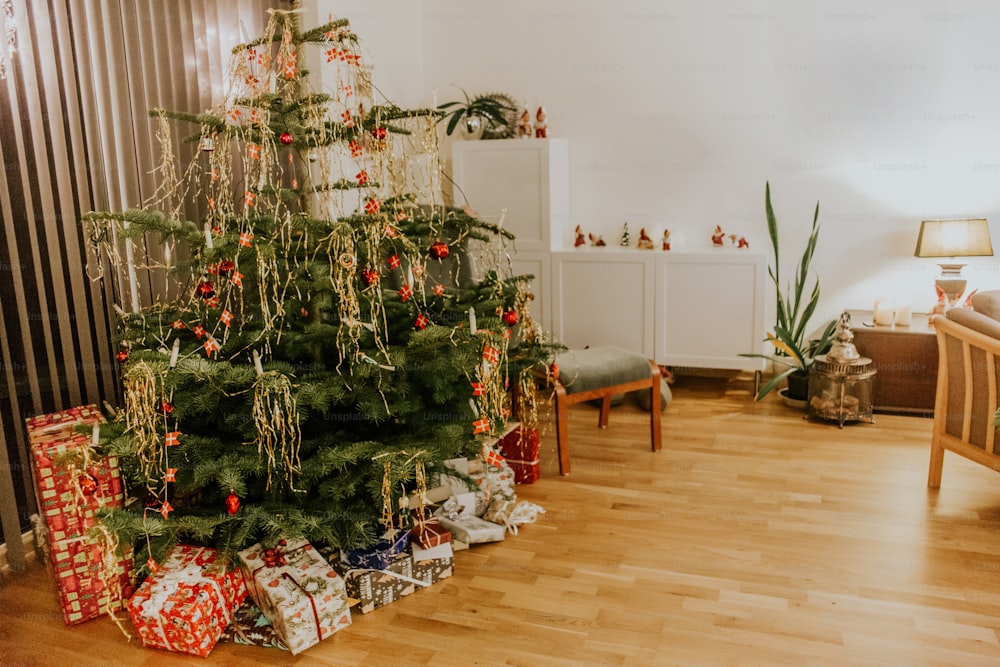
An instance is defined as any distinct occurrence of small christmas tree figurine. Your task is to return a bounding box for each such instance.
[620,222,632,247]
[83,8,557,571]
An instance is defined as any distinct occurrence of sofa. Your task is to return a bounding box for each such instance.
[928,290,1000,487]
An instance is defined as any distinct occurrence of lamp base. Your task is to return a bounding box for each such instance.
[935,273,967,309]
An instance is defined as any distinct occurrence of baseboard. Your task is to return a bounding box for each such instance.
[0,528,38,577]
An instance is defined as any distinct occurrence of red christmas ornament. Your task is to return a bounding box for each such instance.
[225,490,240,515]
[372,126,387,140]
[161,400,174,416]
[415,313,428,330]
[502,310,519,326]
[196,280,216,300]
[550,362,560,381]
[116,350,129,363]
[78,472,98,496]
[279,131,293,145]
[429,240,449,260]
[143,494,161,511]
[361,268,380,287]
[217,259,235,275]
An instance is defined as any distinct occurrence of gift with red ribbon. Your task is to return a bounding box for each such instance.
[238,538,351,655]
[26,405,134,626]
[497,426,541,484]
[128,545,247,657]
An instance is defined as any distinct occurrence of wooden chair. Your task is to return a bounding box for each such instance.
[552,346,663,475]
[928,311,1000,488]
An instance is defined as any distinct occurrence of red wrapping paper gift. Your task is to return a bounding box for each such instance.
[497,427,540,484]
[129,545,247,658]
[26,404,132,625]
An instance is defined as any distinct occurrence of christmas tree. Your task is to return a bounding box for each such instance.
[84,8,556,573]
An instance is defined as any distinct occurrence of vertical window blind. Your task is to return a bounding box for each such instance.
[0,0,270,575]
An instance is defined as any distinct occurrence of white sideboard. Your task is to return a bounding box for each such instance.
[451,139,766,372]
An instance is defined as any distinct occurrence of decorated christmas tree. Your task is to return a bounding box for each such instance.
[84,8,556,574]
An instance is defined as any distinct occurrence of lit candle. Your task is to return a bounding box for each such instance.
[204,223,213,249]
[253,350,264,376]
[170,339,180,367]
[469,307,477,335]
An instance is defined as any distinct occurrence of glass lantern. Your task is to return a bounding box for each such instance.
[807,312,876,428]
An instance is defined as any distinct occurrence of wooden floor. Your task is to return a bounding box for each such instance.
[2,373,1000,666]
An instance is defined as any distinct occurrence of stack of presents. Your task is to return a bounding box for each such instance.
[25,405,543,657]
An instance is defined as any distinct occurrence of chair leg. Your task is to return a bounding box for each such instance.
[555,383,571,475]
[598,395,611,428]
[928,437,945,488]
[649,363,662,452]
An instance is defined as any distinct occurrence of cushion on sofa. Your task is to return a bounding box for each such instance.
[970,290,1000,322]
[947,305,1000,339]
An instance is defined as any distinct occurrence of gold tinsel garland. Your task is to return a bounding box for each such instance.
[251,369,302,491]
[122,361,166,488]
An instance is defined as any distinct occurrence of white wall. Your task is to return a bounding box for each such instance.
[419,0,1000,327]
[310,1,1000,328]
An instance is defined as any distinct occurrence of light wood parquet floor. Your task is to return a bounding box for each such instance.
[2,373,1000,667]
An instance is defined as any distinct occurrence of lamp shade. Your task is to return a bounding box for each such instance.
[914,218,993,258]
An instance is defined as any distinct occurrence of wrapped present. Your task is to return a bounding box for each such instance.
[239,539,351,655]
[329,550,428,615]
[129,545,247,657]
[434,495,505,544]
[25,405,132,626]
[50,537,133,626]
[411,542,455,585]
[340,527,410,570]
[220,601,287,650]
[410,508,451,550]
[498,427,540,484]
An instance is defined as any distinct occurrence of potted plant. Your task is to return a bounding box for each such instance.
[436,88,517,139]
[742,182,836,403]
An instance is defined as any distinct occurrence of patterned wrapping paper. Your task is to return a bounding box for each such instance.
[238,539,352,655]
[497,427,541,484]
[129,545,248,658]
[50,538,134,626]
[434,495,506,544]
[219,601,288,650]
[340,527,410,570]
[410,512,452,549]
[327,550,428,615]
[26,404,132,626]
[411,543,455,585]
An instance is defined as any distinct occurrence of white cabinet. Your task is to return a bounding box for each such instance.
[450,139,766,372]
[655,250,767,372]
[550,249,766,371]
[451,139,568,253]
[551,250,655,356]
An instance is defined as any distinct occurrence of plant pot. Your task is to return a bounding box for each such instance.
[460,115,484,140]
[785,369,810,402]
[778,387,808,410]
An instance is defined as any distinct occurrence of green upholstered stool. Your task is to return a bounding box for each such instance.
[552,346,663,474]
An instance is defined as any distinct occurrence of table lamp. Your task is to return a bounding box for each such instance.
[914,218,993,308]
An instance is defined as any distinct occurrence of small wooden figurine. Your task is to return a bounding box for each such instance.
[661,229,671,251]
[637,227,654,250]
[574,225,586,247]
[588,232,606,247]
[534,106,548,138]
[517,108,533,138]
[711,225,725,246]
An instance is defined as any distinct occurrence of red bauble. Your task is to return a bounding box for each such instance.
[116,350,129,363]
[161,400,174,415]
[78,472,98,496]
[502,310,519,326]
[550,362,560,381]
[217,259,235,275]
[196,281,216,299]
[372,126,387,140]
[143,495,161,510]
[429,241,449,260]
[361,268,380,287]
[279,132,293,145]
[225,490,240,515]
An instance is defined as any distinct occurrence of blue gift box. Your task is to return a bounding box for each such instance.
[341,528,411,570]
